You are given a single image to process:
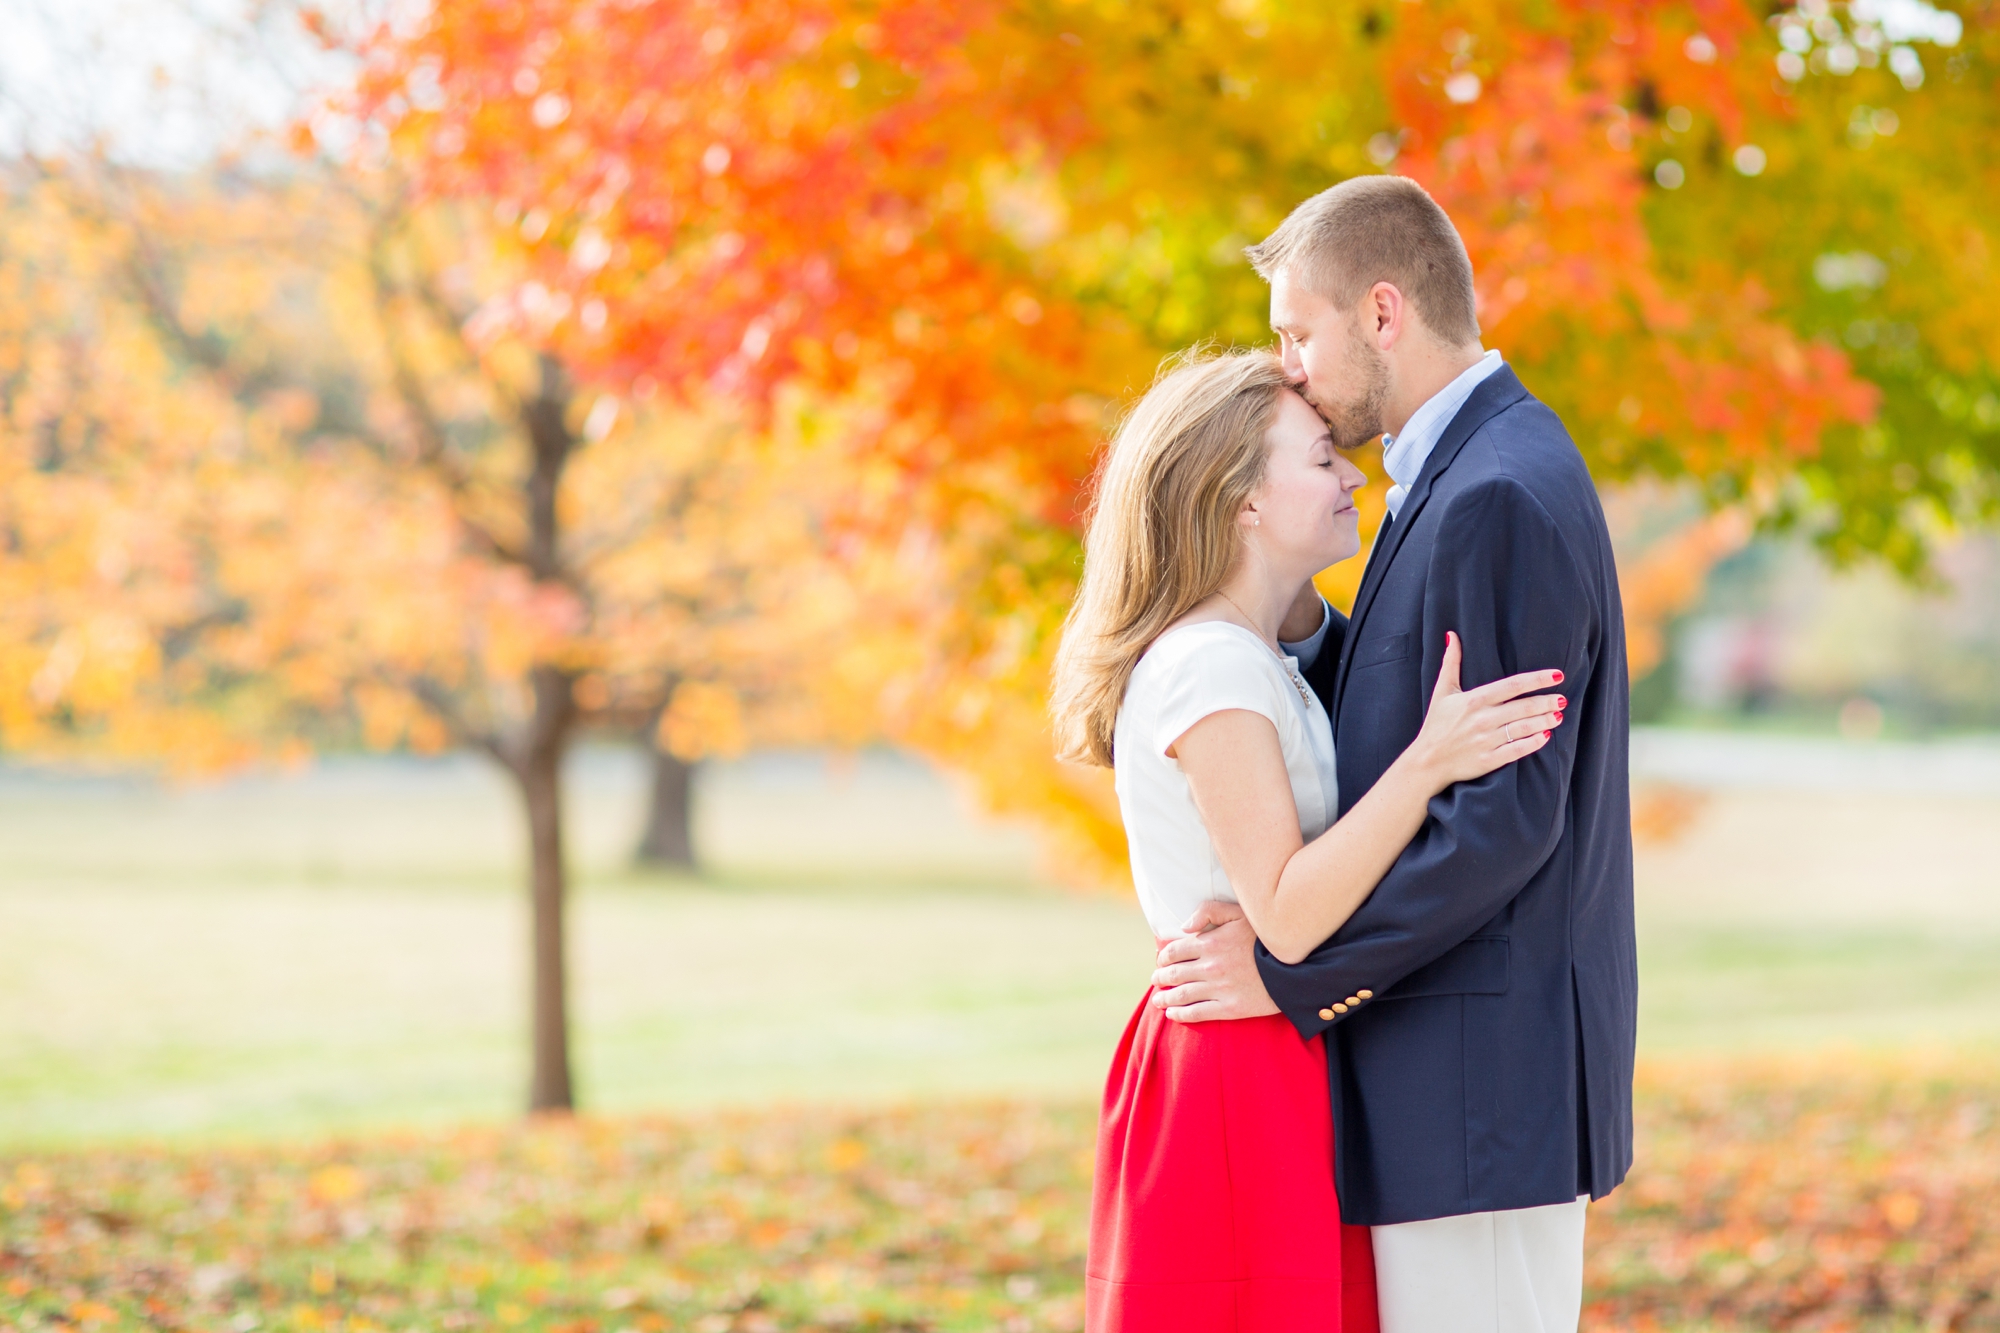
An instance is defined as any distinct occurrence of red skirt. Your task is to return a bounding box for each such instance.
[1086,980,1379,1333]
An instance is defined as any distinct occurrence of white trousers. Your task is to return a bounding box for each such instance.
[1370,1196,1588,1333]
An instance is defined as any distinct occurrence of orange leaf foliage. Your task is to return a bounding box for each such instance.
[0,170,290,769]
[331,0,1945,881]
[7,2,1996,886]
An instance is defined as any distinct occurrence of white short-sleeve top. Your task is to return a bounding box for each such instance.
[1113,620,1338,941]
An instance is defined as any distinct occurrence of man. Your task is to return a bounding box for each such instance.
[1149,176,1636,1333]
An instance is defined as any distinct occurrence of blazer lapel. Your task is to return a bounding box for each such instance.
[1331,366,1530,720]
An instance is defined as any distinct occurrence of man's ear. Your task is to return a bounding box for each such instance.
[1369,282,1406,346]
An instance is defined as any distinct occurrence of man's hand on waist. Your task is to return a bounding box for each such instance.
[1149,901,1280,1022]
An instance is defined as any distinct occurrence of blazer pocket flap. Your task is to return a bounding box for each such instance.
[1353,632,1412,668]
[1379,936,1510,1000]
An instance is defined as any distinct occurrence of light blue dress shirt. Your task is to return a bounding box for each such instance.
[1278,599,1336,667]
[1281,349,1506,670]
[1382,349,1504,521]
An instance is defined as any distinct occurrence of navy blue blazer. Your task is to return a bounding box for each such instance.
[1255,365,1636,1227]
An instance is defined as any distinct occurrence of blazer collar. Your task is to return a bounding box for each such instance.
[1332,365,1530,719]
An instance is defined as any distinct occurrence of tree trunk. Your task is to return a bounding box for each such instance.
[635,738,696,869]
[517,353,579,1113]
[521,669,575,1113]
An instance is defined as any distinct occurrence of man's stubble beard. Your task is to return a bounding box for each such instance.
[1304,323,1391,451]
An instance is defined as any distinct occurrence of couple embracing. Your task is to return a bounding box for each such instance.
[1050,176,1636,1333]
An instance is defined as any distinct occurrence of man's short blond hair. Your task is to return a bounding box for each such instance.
[1245,175,1480,347]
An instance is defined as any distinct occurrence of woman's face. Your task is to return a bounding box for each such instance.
[1245,388,1367,573]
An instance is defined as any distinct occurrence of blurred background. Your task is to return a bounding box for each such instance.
[4,1,1999,1330]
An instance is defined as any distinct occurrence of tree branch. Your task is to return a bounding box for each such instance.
[365,218,534,570]
[405,673,517,775]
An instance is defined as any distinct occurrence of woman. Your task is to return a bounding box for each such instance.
[1050,351,1565,1332]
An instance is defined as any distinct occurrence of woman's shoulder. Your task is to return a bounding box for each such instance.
[1130,620,1290,697]
[1119,619,1301,768]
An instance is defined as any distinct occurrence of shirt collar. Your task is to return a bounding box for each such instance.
[1381,349,1504,490]
[1380,350,1503,520]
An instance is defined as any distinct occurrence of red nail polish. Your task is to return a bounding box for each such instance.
[1552,671,1564,684]
[1543,730,1551,739]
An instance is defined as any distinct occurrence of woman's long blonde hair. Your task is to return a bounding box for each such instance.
[1051,349,1293,767]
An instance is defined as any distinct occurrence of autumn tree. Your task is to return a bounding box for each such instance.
[8,0,1996,1116]
[2,149,868,1111]
[349,0,1998,875]
[0,164,278,769]
[5,0,1105,1115]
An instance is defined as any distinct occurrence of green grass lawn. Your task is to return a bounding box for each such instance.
[0,880,1152,1145]
[4,747,2000,1147]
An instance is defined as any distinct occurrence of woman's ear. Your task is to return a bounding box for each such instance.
[1239,503,1262,530]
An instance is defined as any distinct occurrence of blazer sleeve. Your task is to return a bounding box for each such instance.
[1257,476,1597,1036]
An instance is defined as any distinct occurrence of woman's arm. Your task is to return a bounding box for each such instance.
[1170,633,1563,964]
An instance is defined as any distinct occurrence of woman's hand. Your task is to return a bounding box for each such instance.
[1409,632,1566,790]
